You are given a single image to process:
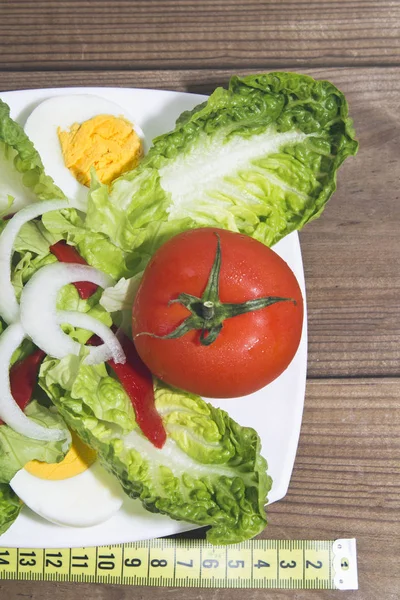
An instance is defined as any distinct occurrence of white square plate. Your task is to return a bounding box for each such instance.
[0,86,307,548]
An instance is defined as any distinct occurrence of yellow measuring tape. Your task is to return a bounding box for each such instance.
[0,538,357,589]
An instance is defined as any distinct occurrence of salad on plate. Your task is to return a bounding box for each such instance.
[0,72,358,545]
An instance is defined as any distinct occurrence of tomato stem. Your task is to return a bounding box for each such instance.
[202,300,215,320]
[136,233,295,346]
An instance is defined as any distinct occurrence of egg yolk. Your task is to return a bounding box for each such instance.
[58,114,143,187]
[24,432,97,480]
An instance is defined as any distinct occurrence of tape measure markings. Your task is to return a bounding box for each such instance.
[0,538,357,589]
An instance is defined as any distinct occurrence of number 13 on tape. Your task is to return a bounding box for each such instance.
[0,538,358,589]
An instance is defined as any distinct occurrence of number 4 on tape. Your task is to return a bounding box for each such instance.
[0,538,358,590]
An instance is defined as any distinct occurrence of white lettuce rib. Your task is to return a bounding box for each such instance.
[124,430,254,484]
[160,129,308,219]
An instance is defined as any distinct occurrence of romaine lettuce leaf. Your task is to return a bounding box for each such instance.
[12,252,58,299]
[0,483,21,536]
[83,72,357,274]
[99,273,143,335]
[40,355,135,434]
[13,219,60,257]
[100,274,142,314]
[0,401,70,484]
[0,215,60,299]
[0,99,65,212]
[39,355,271,544]
[41,207,130,280]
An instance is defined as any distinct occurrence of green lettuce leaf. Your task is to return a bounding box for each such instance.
[2,215,60,299]
[99,272,143,335]
[0,99,65,212]
[13,220,60,256]
[41,207,130,280]
[100,274,143,314]
[39,355,271,544]
[40,355,135,434]
[0,401,70,484]
[83,71,357,274]
[12,252,57,300]
[0,483,21,536]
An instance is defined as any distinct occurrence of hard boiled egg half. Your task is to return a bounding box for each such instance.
[10,431,125,527]
[24,94,144,210]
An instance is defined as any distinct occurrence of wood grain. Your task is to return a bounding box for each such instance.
[1,67,399,378]
[1,378,399,600]
[0,1,400,70]
[0,65,398,94]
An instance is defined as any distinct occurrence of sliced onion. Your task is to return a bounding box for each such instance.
[0,322,66,441]
[0,200,70,324]
[57,310,125,365]
[20,262,125,364]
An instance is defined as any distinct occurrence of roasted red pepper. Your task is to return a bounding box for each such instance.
[0,349,46,425]
[50,240,98,299]
[89,332,166,449]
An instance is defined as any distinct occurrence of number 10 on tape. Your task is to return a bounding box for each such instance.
[0,538,358,590]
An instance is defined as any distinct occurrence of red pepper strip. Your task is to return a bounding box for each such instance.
[0,349,46,425]
[88,332,167,449]
[49,240,98,300]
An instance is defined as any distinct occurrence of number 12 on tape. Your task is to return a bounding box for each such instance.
[0,538,358,589]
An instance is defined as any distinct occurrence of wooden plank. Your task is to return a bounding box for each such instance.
[0,65,398,95]
[1,67,398,378]
[299,69,400,377]
[0,1,399,70]
[0,378,399,599]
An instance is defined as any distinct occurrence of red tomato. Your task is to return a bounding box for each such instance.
[132,228,303,398]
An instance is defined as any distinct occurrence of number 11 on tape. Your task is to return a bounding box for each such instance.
[0,538,358,589]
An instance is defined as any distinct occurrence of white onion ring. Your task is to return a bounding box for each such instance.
[0,322,66,441]
[57,310,125,365]
[0,200,69,324]
[20,262,125,364]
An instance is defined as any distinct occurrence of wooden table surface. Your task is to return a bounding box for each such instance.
[0,1,399,599]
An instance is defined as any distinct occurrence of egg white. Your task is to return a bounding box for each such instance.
[10,461,125,527]
[24,94,144,210]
